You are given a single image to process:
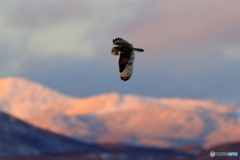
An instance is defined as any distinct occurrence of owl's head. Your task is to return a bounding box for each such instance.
[111,47,119,55]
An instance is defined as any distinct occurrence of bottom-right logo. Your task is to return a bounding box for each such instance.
[210,151,238,157]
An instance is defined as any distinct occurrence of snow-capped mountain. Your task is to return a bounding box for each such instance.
[0,77,239,149]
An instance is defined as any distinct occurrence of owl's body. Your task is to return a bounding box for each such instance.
[111,38,144,81]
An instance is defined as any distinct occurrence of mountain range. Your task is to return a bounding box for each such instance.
[0,77,239,149]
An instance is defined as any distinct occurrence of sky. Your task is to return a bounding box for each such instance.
[1,0,240,103]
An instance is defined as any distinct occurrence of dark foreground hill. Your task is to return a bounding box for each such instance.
[1,142,239,160]
[0,111,100,156]
[0,145,193,160]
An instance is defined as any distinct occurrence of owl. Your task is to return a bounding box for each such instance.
[111,38,144,81]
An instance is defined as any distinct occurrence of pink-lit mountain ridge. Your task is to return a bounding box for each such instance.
[0,77,239,149]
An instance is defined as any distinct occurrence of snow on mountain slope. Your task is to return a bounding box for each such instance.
[0,77,70,119]
[0,77,239,148]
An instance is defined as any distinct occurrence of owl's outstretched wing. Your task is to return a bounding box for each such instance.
[113,38,133,48]
[119,51,135,81]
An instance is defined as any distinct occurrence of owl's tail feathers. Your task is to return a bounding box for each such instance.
[134,48,144,52]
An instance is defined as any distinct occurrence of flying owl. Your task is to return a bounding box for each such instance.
[111,38,144,81]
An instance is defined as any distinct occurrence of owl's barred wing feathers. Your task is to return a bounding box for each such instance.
[113,38,127,45]
[119,52,135,81]
[113,38,133,48]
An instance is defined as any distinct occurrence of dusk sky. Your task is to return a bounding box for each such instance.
[1,0,240,103]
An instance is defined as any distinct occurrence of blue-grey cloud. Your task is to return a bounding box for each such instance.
[1,0,240,103]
